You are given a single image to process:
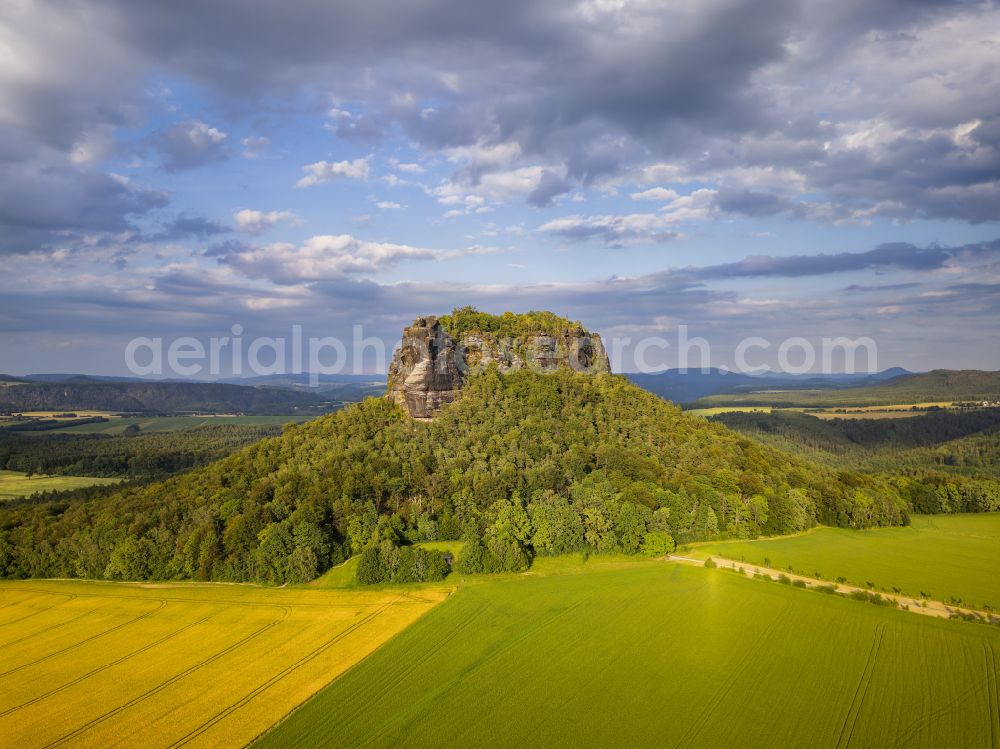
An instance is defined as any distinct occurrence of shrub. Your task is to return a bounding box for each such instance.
[641,531,675,557]
[704,557,717,569]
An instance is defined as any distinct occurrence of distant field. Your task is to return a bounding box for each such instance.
[807,410,927,420]
[5,411,120,419]
[258,558,1000,748]
[687,404,951,419]
[0,579,449,748]
[0,470,119,500]
[696,513,1000,609]
[686,406,773,416]
[47,414,307,434]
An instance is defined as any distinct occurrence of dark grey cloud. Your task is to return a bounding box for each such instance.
[713,189,799,218]
[0,149,168,254]
[843,282,922,293]
[158,120,229,171]
[526,170,571,208]
[150,215,230,242]
[690,241,959,280]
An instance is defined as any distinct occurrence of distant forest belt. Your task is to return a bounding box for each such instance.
[0,580,450,749]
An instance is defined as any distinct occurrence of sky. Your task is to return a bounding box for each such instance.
[1,0,999,376]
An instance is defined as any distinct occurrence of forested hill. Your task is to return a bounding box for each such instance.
[0,381,330,415]
[713,409,1000,478]
[0,370,909,583]
[692,369,1000,408]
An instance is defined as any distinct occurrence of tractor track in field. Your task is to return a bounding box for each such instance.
[355,595,595,749]
[0,607,98,649]
[0,598,167,679]
[0,613,218,718]
[308,596,489,742]
[836,624,885,749]
[168,595,406,748]
[884,669,987,749]
[42,605,292,748]
[986,644,1000,749]
[0,590,77,629]
[673,602,794,749]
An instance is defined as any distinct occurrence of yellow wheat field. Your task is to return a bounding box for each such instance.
[0,579,450,748]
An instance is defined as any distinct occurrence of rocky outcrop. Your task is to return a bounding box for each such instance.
[388,314,610,418]
[387,316,464,419]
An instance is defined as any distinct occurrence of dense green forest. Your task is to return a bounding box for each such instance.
[713,410,1000,514]
[692,369,1000,408]
[0,424,283,478]
[0,370,910,584]
[0,381,331,414]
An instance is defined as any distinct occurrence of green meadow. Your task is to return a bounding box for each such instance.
[0,470,119,500]
[696,513,1000,609]
[258,558,1000,748]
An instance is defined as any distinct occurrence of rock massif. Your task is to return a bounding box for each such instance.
[388,313,610,418]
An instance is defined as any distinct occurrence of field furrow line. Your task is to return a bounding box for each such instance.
[0,599,167,680]
[884,675,986,749]
[170,596,405,748]
[0,608,98,650]
[672,602,793,749]
[304,597,489,742]
[0,591,77,629]
[355,596,595,749]
[0,614,218,719]
[988,644,1000,749]
[836,624,885,749]
[41,605,291,749]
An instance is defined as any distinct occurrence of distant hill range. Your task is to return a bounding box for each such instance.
[0,380,335,415]
[686,369,1000,409]
[626,367,910,405]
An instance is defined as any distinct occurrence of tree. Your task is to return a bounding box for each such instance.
[641,531,675,557]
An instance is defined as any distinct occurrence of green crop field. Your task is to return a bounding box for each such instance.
[696,513,1000,609]
[258,557,1000,748]
[0,470,120,500]
[47,414,306,434]
[0,579,449,748]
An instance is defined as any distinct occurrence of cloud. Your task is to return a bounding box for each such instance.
[0,159,167,254]
[541,189,716,245]
[540,214,682,247]
[233,209,296,234]
[376,201,402,210]
[687,242,959,281]
[241,135,269,158]
[220,234,493,284]
[631,187,680,201]
[296,157,370,187]
[151,215,230,242]
[527,170,572,207]
[5,1,1000,224]
[158,120,228,171]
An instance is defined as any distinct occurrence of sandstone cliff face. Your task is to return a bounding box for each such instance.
[388,315,610,418]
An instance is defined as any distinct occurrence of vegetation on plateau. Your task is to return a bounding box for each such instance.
[437,306,584,339]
